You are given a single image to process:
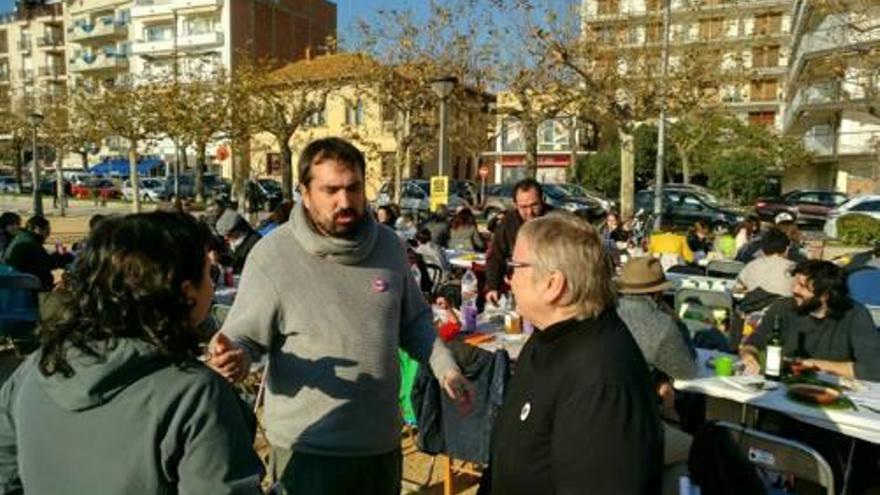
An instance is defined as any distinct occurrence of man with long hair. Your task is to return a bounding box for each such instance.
[741,260,880,380]
[0,212,262,494]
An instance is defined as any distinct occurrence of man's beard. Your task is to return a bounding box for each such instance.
[794,294,822,315]
[312,208,365,237]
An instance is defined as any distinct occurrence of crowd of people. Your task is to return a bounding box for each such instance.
[0,136,877,495]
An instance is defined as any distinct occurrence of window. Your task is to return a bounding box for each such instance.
[597,0,619,15]
[750,79,778,102]
[646,22,662,43]
[305,108,326,127]
[699,18,724,40]
[144,24,173,42]
[823,193,848,207]
[748,111,776,128]
[345,99,364,126]
[184,15,217,36]
[794,192,821,203]
[0,30,7,54]
[752,45,780,68]
[852,201,880,213]
[754,13,782,35]
[265,153,281,174]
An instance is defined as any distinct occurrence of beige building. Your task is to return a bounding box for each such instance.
[581,0,793,130]
[0,2,67,111]
[248,53,494,200]
[782,0,880,193]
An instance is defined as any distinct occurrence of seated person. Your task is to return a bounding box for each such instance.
[686,221,712,259]
[2,216,73,291]
[448,207,486,253]
[648,220,694,269]
[712,223,737,259]
[775,220,808,263]
[215,210,261,275]
[740,260,880,380]
[414,228,450,278]
[735,228,794,297]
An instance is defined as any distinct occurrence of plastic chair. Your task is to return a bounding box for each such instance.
[706,260,745,280]
[0,267,41,351]
[847,268,880,306]
[704,421,835,495]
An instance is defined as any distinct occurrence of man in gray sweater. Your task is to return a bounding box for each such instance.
[208,137,473,494]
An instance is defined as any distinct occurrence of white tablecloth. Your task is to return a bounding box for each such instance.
[445,249,486,269]
[675,349,880,444]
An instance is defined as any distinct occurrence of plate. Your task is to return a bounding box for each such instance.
[787,383,842,405]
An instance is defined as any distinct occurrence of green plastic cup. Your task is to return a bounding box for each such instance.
[715,356,734,377]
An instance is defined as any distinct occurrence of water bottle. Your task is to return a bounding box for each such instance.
[461,269,479,332]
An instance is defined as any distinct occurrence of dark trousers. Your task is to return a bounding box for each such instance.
[269,446,402,495]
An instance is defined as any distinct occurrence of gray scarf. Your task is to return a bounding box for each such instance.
[291,202,378,265]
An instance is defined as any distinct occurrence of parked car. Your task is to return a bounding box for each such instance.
[542,183,607,221]
[635,189,744,229]
[375,179,468,214]
[481,183,515,219]
[0,177,19,194]
[63,172,92,186]
[823,195,880,239]
[163,173,230,201]
[71,178,121,200]
[246,178,284,212]
[122,178,167,202]
[557,183,616,212]
[755,190,848,226]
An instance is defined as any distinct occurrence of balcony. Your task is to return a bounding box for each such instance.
[17,70,34,82]
[802,130,880,157]
[38,66,67,78]
[0,72,9,84]
[69,52,129,72]
[16,40,31,52]
[791,25,880,77]
[36,35,65,49]
[132,0,222,18]
[68,17,128,42]
[131,31,223,55]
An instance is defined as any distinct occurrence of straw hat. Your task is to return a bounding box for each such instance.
[617,257,673,295]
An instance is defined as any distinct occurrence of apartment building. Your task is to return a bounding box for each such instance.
[782,0,880,193]
[581,0,793,130]
[248,53,494,199]
[482,91,598,184]
[0,2,67,111]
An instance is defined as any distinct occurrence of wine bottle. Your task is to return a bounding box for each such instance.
[764,314,784,381]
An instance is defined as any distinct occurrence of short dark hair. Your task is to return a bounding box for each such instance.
[25,215,49,232]
[0,212,20,229]
[415,228,432,244]
[297,137,366,188]
[792,260,851,316]
[512,178,542,200]
[761,228,790,256]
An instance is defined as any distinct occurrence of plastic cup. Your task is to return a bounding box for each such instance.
[715,355,735,377]
[504,312,522,334]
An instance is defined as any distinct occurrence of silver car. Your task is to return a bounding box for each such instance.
[823,195,880,239]
[122,178,167,202]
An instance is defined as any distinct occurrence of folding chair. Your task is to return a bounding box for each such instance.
[424,263,444,292]
[847,268,880,307]
[711,421,835,495]
[0,267,41,352]
[706,260,745,280]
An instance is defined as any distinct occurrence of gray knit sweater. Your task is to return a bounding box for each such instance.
[222,203,459,456]
[616,295,697,380]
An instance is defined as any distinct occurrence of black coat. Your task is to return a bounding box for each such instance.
[230,230,261,275]
[485,209,524,292]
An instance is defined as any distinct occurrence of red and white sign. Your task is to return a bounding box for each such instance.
[478,166,489,178]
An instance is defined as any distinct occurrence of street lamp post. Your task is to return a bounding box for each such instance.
[28,112,44,217]
[653,0,672,230]
[430,77,457,177]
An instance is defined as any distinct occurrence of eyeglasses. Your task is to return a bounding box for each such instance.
[505,259,533,278]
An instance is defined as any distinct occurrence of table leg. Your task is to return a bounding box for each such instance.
[443,454,453,495]
[841,438,857,495]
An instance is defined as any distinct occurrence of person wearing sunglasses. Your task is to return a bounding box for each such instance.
[485,178,546,306]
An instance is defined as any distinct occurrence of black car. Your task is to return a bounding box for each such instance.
[754,189,848,226]
[635,189,744,229]
[164,173,230,201]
